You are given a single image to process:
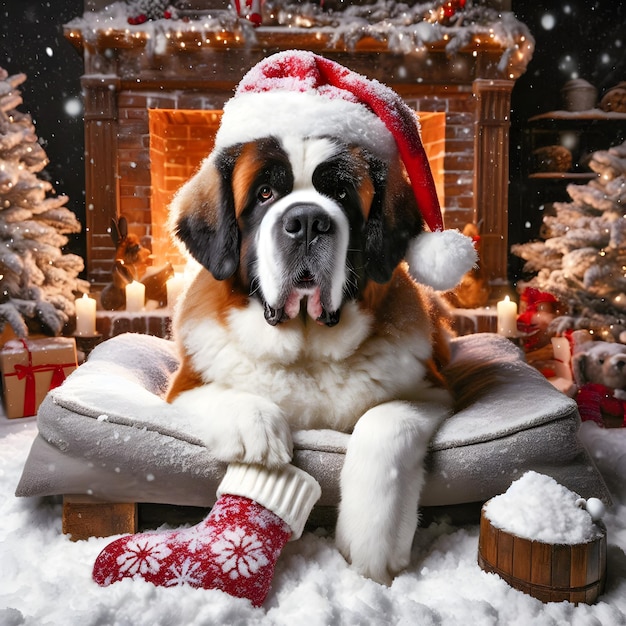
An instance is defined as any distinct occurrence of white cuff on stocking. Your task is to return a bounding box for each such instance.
[217,463,322,540]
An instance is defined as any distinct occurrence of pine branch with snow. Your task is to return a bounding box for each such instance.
[512,140,626,339]
[0,67,89,338]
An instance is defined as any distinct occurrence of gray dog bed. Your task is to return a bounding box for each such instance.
[16,332,611,513]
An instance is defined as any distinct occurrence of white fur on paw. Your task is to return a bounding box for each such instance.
[171,387,293,468]
[335,401,445,585]
[335,493,412,586]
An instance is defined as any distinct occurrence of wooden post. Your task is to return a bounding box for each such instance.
[63,495,137,541]
[473,78,515,288]
[82,73,120,286]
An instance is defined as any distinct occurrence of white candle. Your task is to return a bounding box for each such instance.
[75,293,97,336]
[497,295,518,337]
[166,273,185,309]
[551,336,572,380]
[125,280,145,312]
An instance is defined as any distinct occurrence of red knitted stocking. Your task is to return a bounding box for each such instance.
[92,464,321,607]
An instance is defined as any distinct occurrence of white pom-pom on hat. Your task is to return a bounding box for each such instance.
[406,230,478,291]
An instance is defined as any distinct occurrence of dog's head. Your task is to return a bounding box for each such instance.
[171,132,422,326]
[169,51,476,327]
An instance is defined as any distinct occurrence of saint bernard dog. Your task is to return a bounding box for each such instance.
[165,51,476,585]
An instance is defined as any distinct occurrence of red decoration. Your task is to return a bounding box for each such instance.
[517,287,561,352]
[127,14,147,25]
[440,0,467,23]
[576,382,626,428]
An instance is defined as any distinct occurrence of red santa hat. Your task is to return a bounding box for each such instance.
[214,50,476,290]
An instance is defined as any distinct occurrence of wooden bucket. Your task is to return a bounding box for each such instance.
[477,505,607,604]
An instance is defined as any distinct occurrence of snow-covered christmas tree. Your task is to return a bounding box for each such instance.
[0,67,89,338]
[512,140,626,340]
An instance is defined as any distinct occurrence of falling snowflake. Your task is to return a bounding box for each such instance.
[164,557,203,587]
[116,535,172,576]
[211,527,269,579]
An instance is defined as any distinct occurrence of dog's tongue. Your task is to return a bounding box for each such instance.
[306,289,323,320]
[284,288,323,321]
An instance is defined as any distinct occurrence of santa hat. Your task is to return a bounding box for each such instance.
[214,50,476,291]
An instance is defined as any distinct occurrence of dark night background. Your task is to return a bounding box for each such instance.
[0,0,624,281]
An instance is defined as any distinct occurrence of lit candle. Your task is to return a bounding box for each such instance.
[75,293,97,336]
[166,273,185,309]
[125,280,145,312]
[551,336,572,380]
[497,295,518,337]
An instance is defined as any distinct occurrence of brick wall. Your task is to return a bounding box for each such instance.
[148,109,222,265]
[110,91,230,276]
[406,92,476,228]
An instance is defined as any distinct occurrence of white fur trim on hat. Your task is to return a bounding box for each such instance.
[405,230,478,291]
[214,91,397,161]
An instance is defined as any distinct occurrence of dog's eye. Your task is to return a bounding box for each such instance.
[257,185,273,203]
[336,187,348,201]
[598,358,604,365]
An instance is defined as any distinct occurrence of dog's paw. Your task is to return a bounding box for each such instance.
[335,507,409,586]
[171,388,293,468]
[214,397,293,468]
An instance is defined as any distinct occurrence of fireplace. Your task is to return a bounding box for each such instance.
[65,2,533,292]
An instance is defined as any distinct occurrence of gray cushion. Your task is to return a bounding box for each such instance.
[16,332,611,507]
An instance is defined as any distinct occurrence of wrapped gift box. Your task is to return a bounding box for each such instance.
[1,337,78,419]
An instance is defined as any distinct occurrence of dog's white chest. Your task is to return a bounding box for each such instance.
[182,300,434,431]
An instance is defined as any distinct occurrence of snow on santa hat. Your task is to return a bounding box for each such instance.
[214,50,476,290]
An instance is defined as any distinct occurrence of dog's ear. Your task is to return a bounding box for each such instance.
[169,148,241,280]
[364,155,423,283]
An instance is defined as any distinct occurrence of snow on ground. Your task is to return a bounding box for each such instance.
[1,417,626,626]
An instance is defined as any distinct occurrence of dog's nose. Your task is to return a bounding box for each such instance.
[282,204,331,246]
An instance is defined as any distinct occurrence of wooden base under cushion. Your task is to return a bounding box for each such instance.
[62,496,137,541]
[62,497,483,542]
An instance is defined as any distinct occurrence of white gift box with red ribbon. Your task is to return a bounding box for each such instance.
[1,337,77,418]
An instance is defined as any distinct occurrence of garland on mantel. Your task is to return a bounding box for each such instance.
[268,0,531,58]
[67,1,533,65]
[125,0,471,26]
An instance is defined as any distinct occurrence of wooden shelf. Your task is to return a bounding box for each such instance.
[529,110,626,122]
[528,172,598,180]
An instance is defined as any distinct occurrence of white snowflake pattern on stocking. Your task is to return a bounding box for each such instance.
[116,535,172,576]
[211,527,270,579]
[164,557,204,587]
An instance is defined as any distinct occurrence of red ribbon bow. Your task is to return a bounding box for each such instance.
[5,339,74,417]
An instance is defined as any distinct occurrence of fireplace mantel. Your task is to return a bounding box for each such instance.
[66,7,532,290]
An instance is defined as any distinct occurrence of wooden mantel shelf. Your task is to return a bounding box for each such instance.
[65,25,508,54]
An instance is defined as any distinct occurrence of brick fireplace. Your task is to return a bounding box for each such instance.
[65,3,532,292]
